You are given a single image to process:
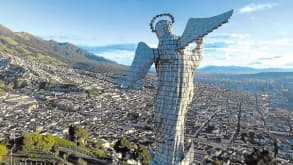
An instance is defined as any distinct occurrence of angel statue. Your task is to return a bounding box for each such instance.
[121,10,233,165]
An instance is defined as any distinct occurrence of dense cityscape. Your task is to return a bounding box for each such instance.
[1,50,292,164]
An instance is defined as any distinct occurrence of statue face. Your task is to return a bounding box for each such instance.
[155,20,173,39]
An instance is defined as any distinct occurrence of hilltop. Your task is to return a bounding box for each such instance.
[0,24,127,73]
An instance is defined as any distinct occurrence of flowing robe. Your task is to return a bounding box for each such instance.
[151,34,201,164]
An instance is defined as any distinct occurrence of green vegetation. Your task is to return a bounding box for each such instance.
[204,156,223,165]
[48,78,57,84]
[114,138,150,164]
[244,149,276,165]
[95,139,105,149]
[69,125,88,146]
[138,145,151,165]
[92,139,110,158]
[1,23,126,74]
[0,43,18,54]
[25,53,64,66]
[54,136,76,148]
[0,36,33,57]
[21,47,31,54]
[2,36,18,46]
[26,54,35,60]
[12,79,27,89]
[0,144,8,162]
[36,53,55,64]
[22,132,110,160]
[93,147,108,158]
[0,80,14,94]
[23,133,35,153]
[0,80,5,94]
[23,133,56,157]
[88,87,101,96]
[77,158,87,165]
[121,138,134,151]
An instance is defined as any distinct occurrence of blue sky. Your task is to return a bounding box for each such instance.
[0,0,292,68]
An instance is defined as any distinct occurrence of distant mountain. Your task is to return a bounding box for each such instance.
[197,65,293,73]
[0,24,127,73]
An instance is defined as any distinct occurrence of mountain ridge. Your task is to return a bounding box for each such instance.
[0,24,127,73]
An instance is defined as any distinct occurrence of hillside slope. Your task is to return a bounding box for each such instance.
[0,24,126,73]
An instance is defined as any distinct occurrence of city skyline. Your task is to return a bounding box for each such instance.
[0,0,292,68]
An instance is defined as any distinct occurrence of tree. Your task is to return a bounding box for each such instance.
[114,138,144,161]
[41,134,55,152]
[244,148,276,165]
[138,145,151,165]
[69,125,75,142]
[68,125,88,146]
[32,133,42,150]
[52,145,59,156]
[114,138,133,159]
[75,125,88,145]
[88,87,100,97]
[77,158,87,165]
[0,144,8,162]
[23,133,34,153]
[95,139,105,149]
[121,138,132,151]
[0,80,5,94]
[23,133,56,154]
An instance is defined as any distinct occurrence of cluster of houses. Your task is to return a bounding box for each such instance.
[1,51,292,164]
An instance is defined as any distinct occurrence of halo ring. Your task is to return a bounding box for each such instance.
[150,13,175,32]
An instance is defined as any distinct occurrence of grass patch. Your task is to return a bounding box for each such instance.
[22,133,111,159]
[2,36,18,46]
[26,54,35,60]
[0,80,5,95]
[0,43,18,54]
[36,53,65,65]
[36,53,54,64]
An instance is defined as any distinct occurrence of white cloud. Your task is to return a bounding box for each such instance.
[89,33,293,69]
[238,3,279,14]
[95,50,135,66]
[91,43,156,66]
[202,33,293,68]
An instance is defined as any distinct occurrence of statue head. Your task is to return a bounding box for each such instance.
[150,13,175,39]
[155,20,173,38]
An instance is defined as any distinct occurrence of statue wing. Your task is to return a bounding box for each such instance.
[178,10,233,48]
[121,42,158,89]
